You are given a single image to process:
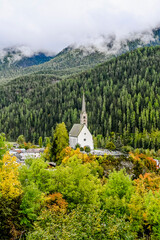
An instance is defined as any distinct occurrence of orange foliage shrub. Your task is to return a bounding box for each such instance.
[134,173,160,193]
[130,153,158,172]
[45,193,68,213]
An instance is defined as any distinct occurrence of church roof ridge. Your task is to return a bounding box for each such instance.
[69,124,84,137]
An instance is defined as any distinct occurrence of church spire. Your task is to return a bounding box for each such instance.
[82,93,86,112]
[80,93,87,126]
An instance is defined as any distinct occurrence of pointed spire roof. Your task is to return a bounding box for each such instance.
[82,93,86,112]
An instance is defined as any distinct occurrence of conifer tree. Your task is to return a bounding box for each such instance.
[38,136,43,148]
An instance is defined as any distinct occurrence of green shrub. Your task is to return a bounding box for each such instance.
[106,142,116,151]
[84,146,91,153]
[121,145,133,153]
[75,144,80,149]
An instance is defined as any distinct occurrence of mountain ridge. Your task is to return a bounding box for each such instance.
[0,27,160,84]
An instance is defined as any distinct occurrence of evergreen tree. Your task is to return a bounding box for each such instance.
[38,137,43,148]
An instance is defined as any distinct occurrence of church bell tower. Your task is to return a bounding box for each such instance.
[80,93,87,126]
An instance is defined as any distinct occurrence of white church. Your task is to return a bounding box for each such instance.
[69,94,94,150]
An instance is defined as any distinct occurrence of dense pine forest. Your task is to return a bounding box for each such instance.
[0,46,160,149]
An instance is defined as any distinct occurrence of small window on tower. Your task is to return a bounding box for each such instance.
[84,139,86,141]
[84,133,86,135]
[83,116,85,119]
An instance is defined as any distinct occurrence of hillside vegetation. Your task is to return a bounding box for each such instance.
[0,46,160,149]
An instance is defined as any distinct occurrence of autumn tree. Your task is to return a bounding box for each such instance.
[0,153,23,239]
[0,153,22,199]
[44,192,68,213]
[134,173,160,193]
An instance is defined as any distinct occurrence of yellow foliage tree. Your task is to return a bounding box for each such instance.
[0,153,23,199]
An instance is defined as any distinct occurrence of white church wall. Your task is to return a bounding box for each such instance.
[78,125,94,150]
[69,136,78,149]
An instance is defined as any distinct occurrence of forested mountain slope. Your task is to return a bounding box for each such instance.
[0,46,160,147]
[0,47,109,84]
[25,47,109,75]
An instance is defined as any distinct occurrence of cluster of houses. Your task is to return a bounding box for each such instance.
[9,148,44,163]
[9,148,57,169]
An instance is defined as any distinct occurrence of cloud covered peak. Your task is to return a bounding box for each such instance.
[0,0,160,53]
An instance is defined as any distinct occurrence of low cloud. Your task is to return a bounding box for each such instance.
[0,0,159,54]
[75,29,156,57]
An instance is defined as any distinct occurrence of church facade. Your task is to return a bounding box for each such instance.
[69,94,94,150]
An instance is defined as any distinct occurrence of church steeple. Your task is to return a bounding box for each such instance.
[80,93,87,126]
[82,93,86,112]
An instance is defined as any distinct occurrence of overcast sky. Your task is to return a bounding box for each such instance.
[0,0,159,53]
